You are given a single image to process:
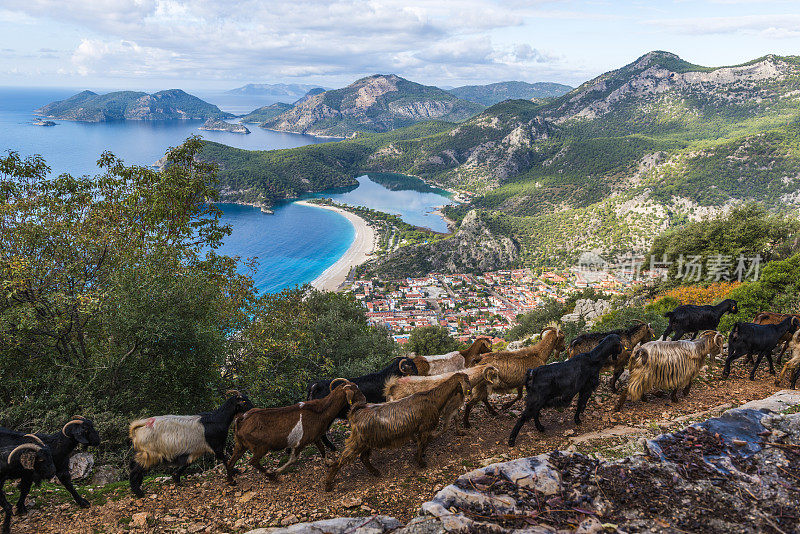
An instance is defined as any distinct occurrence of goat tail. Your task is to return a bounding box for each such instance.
[383,375,399,401]
[524,366,540,389]
[133,449,163,469]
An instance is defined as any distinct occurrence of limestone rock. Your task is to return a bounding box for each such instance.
[90,465,120,486]
[68,452,93,481]
[245,516,401,534]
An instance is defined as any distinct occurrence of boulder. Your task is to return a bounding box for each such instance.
[245,516,402,534]
[90,465,121,486]
[68,452,93,480]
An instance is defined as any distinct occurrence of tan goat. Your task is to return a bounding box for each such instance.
[384,364,500,436]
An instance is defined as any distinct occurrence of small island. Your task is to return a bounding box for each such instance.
[32,119,56,126]
[199,118,250,134]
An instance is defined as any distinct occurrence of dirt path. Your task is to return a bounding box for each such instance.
[15,365,791,533]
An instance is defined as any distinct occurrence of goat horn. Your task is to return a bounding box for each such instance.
[7,444,40,466]
[62,420,85,436]
[24,434,45,447]
[329,378,349,390]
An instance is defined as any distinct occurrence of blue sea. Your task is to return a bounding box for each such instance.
[0,86,453,292]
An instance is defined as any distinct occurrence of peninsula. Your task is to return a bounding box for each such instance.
[296,200,377,291]
[199,118,250,134]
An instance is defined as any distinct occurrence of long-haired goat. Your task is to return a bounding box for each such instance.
[323,373,470,491]
[508,334,624,445]
[723,316,800,380]
[754,311,800,366]
[384,365,500,436]
[416,338,493,376]
[661,299,738,340]
[615,331,725,411]
[0,416,100,513]
[306,357,419,451]
[0,443,56,534]
[567,321,655,392]
[226,380,361,484]
[468,326,565,414]
[775,329,800,389]
[128,390,253,497]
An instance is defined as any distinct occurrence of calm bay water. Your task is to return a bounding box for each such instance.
[0,86,452,292]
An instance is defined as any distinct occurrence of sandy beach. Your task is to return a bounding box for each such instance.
[295,200,376,292]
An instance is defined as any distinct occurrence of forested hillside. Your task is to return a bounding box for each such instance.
[202,51,800,270]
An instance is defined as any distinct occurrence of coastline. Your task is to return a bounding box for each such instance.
[295,200,377,292]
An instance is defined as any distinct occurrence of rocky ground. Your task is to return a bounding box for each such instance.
[11,363,798,533]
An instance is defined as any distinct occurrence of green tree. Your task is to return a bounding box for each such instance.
[232,287,396,406]
[407,325,458,356]
[507,299,565,341]
[0,138,253,440]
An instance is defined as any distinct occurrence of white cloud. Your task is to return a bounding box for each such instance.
[648,13,800,38]
[2,0,564,84]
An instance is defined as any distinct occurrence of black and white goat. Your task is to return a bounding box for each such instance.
[0,442,56,534]
[723,316,800,380]
[507,334,624,446]
[128,390,253,497]
[0,415,100,513]
[661,299,738,340]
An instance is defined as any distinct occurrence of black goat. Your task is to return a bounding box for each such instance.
[306,357,419,451]
[661,299,738,340]
[723,316,800,380]
[0,442,56,534]
[129,390,253,497]
[507,334,624,446]
[0,416,100,514]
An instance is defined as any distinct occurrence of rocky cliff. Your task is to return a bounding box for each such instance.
[368,209,519,278]
[261,74,485,137]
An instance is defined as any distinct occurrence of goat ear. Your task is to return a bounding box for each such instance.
[19,450,36,471]
[345,388,355,405]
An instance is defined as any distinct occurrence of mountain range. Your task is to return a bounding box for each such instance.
[37,89,233,122]
[225,83,327,101]
[250,74,486,137]
[446,81,573,106]
[201,51,800,272]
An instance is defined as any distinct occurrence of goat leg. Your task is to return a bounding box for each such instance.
[670,389,679,403]
[129,460,146,498]
[682,382,692,397]
[778,340,790,366]
[225,443,247,485]
[501,387,523,411]
[171,454,190,485]
[359,450,381,477]
[1,482,12,534]
[614,388,628,412]
[766,351,776,375]
[320,433,337,452]
[609,366,624,393]
[722,350,740,380]
[57,470,90,508]
[483,398,498,416]
[271,448,300,477]
[315,439,327,458]
[324,445,359,491]
[574,390,591,426]
[414,433,431,468]
[14,476,32,515]
[751,352,765,381]
[790,366,800,389]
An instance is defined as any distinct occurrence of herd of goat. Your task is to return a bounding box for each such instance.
[3,299,800,532]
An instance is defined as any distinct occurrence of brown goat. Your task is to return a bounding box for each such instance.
[466,327,566,418]
[775,329,800,388]
[323,373,470,491]
[567,322,655,392]
[226,379,359,484]
[384,364,500,436]
[754,312,800,365]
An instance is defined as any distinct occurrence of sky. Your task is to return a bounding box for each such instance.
[1,0,800,92]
